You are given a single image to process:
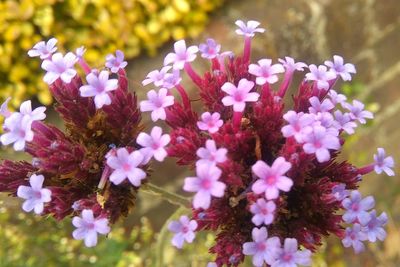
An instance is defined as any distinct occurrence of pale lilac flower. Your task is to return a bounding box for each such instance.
[28,38,57,59]
[140,88,174,122]
[41,52,78,84]
[305,64,336,90]
[313,113,337,134]
[199,38,221,59]
[328,90,347,106]
[324,55,356,81]
[331,183,349,201]
[221,78,259,112]
[196,140,228,166]
[281,111,314,142]
[197,112,223,134]
[333,110,357,134]
[75,46,86,58]
[79,71,118,109]
[344,100,373,124]
[72,209,110,247]
[242,227,280,267]
[235,20,265,37]
[302,126,340,163]
[362,210,388,242]
[106,148,146,186]
[142,66,171,87]
[278,57,307,72]
[248,59,285,85]
[105,50,128,73]
[183,164,226,210]
[136,126,170,163]
[168,215,198,249]
[162,69,182,89]
[342,190,375,224]
[342,224,366,253]
[272,238,312,267]
[17,174,51,214]
[252,157,293,200]
[308,97,334,114]
[1,113,34,151]
[0,97,11,117]
[250,198,276,226]
[19,100,47,121]
[373,148,395,176]
[164,40,198,69]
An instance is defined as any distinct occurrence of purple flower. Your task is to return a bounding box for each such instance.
[106,148,146,186]
[344,100,373,124]
[79,71,118,109]
[328,90,347,106]
[362,210,388,242]
[199,38,221,59]
[373,148,395,176]
[105,50,128,73]
[272,238,312,267]
[196,140,228,166]
[342,190,375,224]
[0,97,11,118]
[41,52,77,84]
[305,64,336,90]
[72,209,110,247]
[278,57,307,72]
[221,78,259,112]
[168,215,198,249]
[252,157,293,200]
[308,97,334,114]
[17,174,51,214]
[75,46,86,58]
[140,88,174,122]
[183,164,226,209]
[333,110,357,135]
[235,20,265,37]
[142,66,171,87]
[164,40,198,70]
[136,126,170,163]
[242,227,280,267]
[1,113,34,151]
[250,198,276,226]
[28,38,57,59]
[302,126,340,163]
[197,112,224,134]
[248,59,284,85]
[324,55,356,81]
[342,224,366,253]
[162,69,182,89]
[207,263,217,267]
[281,111,314,142]
[331,183,349,201]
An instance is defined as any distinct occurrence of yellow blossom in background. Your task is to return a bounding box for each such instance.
[0,0,224,108]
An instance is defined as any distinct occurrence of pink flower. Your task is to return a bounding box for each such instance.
[72,209,110,247]
[242,227,280,267]
[342,224,366,254]
[17,174,51,214]
[79,71,118,109]
[362,210,387,242]
[221,78,259,112]
[278,57,307,72]
[248,59,285,85]
[183,164,226,210]
[142,66,171,87]
[281,111,314,142]
[41,52,78,84]
[140,88,174,122]
[302,126,340,163]
[164,40,198,70]
[344,100,373,124]
[272,238,312,267]
[136,126,170,163]
[342,190,375,224]
[106,148,146,186]
[305,64,336,90]
[168,215,198,249]
[162,69,182,89]
[197,112,224,134]
[1,113,34,151]
[235,20,265,37]
[250,198,276,226]
[105,50,128,73]
[251,157,293,200]
[325,55,356,81]
[196,140,228,166]
[373,148,395,176]
[308,97,334,114]
[28,38,57,59]
[333,110,357,134]
[199,38,221,59]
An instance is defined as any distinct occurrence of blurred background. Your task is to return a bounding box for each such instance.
[1,0,400,266]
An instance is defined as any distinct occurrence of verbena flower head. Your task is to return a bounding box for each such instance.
[0,39,163,248]
[146,20,394,266]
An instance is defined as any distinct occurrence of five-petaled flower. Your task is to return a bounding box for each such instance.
[72,209,110,247]
[281,111,314,142]
[164,40,198,70]
[196,140,228,166]
[142,66,172,87]
[28,38,57,59]
[41,52,78,84]
[344,100,373,124]
[1,113,34,151]
[17,174,52,214]
[199,38,221,59]
[342,224,366,254]
[373,148,395,176]
[278,57,307,72]
[235,20,265,37]
[305,64,336,90]
[272,238,312,267]
[140,88,174,122]
[221,78,259,112]
[250,198,276,226]
[136,126,171,163]
[342,190,375,225]
[248,59,285,85]
[197,112,224,134]
[302,125,340,163]
[325,55,356,81]
[168,215,198,249]
[362,210,388,242]
[105,50,128,73]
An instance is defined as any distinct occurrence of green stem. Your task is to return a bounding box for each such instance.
[141,182,191,208]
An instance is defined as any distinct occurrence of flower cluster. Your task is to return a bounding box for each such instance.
[0,39,168,247]
[140,20,395,266]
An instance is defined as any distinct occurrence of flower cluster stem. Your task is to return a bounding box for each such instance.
[184,63,202,87]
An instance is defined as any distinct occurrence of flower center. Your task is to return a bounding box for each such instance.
[265,175,277,185]
[200,178,212,190]
[256,242,266,251]
[123,163,131,171]
[33,191,42,199]
[351,203,359,211]
[182,226,189,233]
[282,253,293,262]
[233,92,243,102]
